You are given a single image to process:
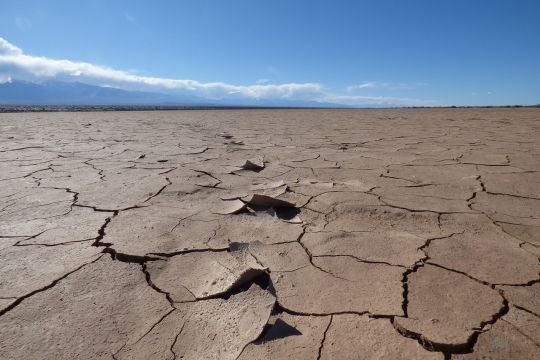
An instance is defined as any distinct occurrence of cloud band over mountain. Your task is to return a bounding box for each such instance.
[0,37,435,106]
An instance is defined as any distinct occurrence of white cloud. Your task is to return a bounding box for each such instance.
[322,94,436,107]
[0,38,23,56]
[0,37,435,106]
[347,81,429,92]
[0,74,12,84]
[346,81,386,90]
[0,37,322,100]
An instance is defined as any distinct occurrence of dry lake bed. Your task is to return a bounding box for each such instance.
[0,108,539,359]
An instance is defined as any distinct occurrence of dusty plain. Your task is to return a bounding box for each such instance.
[0,108,539,359]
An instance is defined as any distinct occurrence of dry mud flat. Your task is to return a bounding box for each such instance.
[0,108,539,359]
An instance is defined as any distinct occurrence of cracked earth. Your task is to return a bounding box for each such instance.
[0,108,539,359]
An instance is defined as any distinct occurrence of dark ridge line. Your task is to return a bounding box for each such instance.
[140,263,176,306]
[158,167,178,175]
[485,191,540,201]
[483,214,540,250]
[399,183,436,188]
[0,145,45,153]
[380,173,421,184]
[494,277,540,287]
[400,260,426,318]
[287,153,321,163]
[111,343,126,360]
[418,232,463,253]
[316,315,333,360]
[102,247,161,264]
[263,265,310,274]
[0,166,52,182]
[0,255,104,317]
[14,237,95,247]
[519,242,540,256]
[190,169,223,187]
[426,262,494,288]
[141,177,172,203]
[2,199,70,219]
[274,301,403,318]
[295,228,356,282]
[91,211,118,247]
[5,230,47,242]
[502,318,540,347]
[477,176,486,192]
[147,246,229,258]
[0,159,52,166]
[169,321,186,360]
[133,308,176,345]
[428,261,540,288]
[73,203,124,213]
[460,162,511,167]
[313,254,406,268]
[513,305,540,319]
[82,159,106,181]
[378,192,468,202]
[0,235,34,238]
[377,196,474,215]
[304,229,372,234]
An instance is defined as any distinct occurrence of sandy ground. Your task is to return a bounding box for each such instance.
[0,108,538,359]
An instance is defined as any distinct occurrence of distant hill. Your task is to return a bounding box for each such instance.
[0,80,209,106]
[0,80,345,107]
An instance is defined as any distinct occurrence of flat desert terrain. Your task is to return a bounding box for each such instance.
[0,108,539,359]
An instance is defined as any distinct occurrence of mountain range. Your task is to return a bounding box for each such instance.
[0,80,343,108]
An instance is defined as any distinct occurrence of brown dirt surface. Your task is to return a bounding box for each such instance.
[0,108,539,359]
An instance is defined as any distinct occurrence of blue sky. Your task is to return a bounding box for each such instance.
[1,0,539,106]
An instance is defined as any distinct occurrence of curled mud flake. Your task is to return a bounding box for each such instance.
[250,179,286,191]
[218,133,233,139]
[211,199,247,215]
[171,284,275,360]
[240,156,265,171]
[243,193,296,208]
[219,191,250,200]
[145,250,267,301]
[237,313,331,360]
